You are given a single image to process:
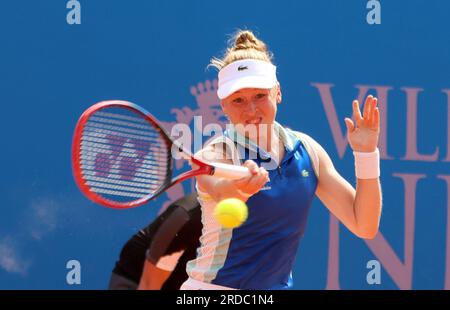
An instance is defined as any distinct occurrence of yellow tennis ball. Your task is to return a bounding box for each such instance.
[214,198,248,228]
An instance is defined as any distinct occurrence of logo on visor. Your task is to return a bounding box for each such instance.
[237,65,248,71]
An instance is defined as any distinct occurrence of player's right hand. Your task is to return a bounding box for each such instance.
[232,160,270,197]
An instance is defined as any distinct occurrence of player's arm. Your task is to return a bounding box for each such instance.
[138,205,189,290]
[138,261,172,290]
[194,144,269,202]
[312,138,382,239]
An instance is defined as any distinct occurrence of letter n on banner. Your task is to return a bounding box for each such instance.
[326,173,424,289]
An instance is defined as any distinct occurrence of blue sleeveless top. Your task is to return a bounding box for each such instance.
[186,123,318,290]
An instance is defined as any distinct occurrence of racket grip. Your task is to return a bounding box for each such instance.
[212,163,252,180]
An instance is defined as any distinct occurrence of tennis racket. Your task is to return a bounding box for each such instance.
[72,100,250,209]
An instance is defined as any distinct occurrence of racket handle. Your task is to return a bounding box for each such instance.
[211,163,252,180]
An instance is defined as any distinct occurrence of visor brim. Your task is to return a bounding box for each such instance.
[217,76,277,100]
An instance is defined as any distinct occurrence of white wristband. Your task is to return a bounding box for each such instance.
[353,148,380,179]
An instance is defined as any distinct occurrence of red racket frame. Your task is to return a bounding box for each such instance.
[72,100,214,209]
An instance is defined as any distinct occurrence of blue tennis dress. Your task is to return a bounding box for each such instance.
[186,123,319,289]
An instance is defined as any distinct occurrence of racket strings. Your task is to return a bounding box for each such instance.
[78,107,170,202]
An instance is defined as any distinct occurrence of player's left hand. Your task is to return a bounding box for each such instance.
[344,95,380,153]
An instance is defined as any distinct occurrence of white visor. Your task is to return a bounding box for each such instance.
[217,59,277,99]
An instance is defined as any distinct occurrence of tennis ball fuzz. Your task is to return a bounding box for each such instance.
[214,198,248,229]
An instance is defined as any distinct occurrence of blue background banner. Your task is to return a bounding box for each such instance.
[0,0,449,289]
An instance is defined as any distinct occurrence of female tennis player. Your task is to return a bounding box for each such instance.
[181,30,382,290]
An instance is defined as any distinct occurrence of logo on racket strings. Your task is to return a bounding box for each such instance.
[94,134,153,180]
